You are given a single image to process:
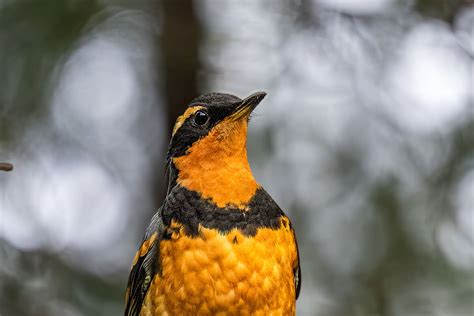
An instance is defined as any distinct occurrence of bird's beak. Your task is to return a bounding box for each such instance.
[229,91,267,121]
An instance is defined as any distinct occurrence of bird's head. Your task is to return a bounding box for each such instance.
[166,91,267,208]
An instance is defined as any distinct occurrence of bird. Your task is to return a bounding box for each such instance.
[124,92,301,315]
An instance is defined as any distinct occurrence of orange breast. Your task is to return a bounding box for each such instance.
[139,220,298,315]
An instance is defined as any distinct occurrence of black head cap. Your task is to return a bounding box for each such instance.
[188,93,242,108]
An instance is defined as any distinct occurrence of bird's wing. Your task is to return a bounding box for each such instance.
[293,228,302,300]
[124,209,164,316]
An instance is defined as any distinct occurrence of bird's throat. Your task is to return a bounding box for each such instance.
[172,119,258,209]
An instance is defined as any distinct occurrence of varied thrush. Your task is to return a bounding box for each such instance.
[125,92,301,315]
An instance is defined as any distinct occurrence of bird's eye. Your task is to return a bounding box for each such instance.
[194,110,209,126]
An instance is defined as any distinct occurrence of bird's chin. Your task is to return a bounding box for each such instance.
[213,117,248,141]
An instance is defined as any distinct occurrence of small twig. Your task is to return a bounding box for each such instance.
[0,162,13,172]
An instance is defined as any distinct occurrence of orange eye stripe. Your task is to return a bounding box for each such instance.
[172,106,204,136]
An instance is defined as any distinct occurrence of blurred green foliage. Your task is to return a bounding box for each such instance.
[0,0,105,142]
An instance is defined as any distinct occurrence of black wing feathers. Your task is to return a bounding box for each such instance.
[293,230,302,300]
[124,210,163,316]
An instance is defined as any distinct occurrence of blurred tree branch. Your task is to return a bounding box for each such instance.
[0,162,13,171]
[161,0,202,130]
[415,0,473,24]
[150,0,202,209]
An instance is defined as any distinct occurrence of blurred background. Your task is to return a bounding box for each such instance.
[0,0,473,315]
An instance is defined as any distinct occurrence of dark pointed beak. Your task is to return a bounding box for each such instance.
[229,91,267,120]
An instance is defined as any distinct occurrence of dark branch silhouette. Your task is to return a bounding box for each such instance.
[0,162,13,171]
